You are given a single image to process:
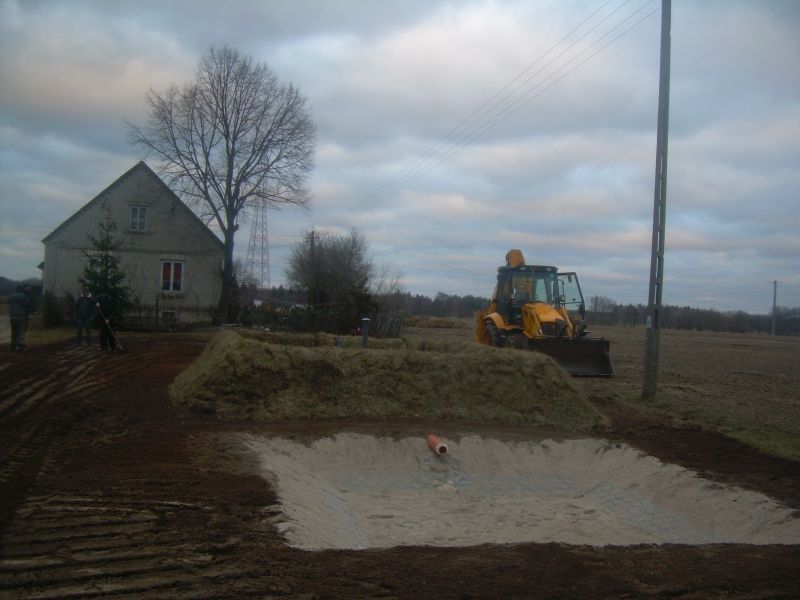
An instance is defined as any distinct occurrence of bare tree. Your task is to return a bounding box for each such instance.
[287,229,373,306]
[370,263,404,310]
[128,46,315,321]
[287,229,377,332]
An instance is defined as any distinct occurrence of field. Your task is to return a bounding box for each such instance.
[1,322,799,598]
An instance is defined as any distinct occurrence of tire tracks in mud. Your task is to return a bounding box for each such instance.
[0,340,273,598]
[0,493,256,599]
[0,346,153,502]
[3,334,799,598]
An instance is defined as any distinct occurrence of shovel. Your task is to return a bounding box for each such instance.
[95,304,124,352]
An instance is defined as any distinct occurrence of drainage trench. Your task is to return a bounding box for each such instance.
[243,434,800,550]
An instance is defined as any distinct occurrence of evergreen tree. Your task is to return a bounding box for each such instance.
[80,218,130,312]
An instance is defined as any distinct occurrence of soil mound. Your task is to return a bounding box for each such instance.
[170,331,602,428]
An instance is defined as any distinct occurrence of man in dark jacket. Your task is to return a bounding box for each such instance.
[94,292,118,352]
[74,289,94,347]
[9,285,32,351]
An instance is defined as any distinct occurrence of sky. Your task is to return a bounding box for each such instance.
[1,0,798,314]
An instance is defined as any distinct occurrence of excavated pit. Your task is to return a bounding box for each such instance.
[243,434,800,550]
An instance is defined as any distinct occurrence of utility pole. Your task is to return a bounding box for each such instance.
[309,228,317,306]
[643,0,672,399]
[771,280,778,335]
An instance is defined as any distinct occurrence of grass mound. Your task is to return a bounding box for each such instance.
[236,328,406,349]
[170,330,604,430]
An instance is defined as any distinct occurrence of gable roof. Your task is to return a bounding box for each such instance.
[42,161,224,251]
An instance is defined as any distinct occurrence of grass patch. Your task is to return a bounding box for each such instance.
[25,327,75,347]
[622,394,800,463]
[405,316,468,329]
[170,330,604,430]
[17,318,74,347]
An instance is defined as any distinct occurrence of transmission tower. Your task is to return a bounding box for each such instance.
[245,199,270,292]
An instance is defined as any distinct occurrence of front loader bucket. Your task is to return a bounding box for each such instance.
[528,337,615,377]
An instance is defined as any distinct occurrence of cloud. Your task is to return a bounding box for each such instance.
[0,0,798,314]
[0,1,193,125]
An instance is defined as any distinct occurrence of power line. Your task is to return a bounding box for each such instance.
[362,0,644,211]
[362,0,659,212]
[260,1,661,285]
[361,0,622,206]
[358,0,658,213]
[386,2,662,199]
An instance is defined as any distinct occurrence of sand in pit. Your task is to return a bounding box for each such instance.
[243,434,800,549]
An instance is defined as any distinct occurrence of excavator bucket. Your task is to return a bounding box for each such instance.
[527,337,615,377]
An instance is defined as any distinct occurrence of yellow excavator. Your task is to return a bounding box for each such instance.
[476,249,614,377]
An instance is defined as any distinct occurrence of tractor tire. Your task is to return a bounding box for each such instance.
[483,321,503,347]
[505,332,527,350]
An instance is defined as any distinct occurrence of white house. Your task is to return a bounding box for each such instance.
[42,161,224,323]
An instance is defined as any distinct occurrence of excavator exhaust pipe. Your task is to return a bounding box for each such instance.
[528,337,615,377]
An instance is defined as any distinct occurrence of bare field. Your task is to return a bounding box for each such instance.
[1,326,798,598]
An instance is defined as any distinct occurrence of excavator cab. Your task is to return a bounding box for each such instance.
[557,272,586,325]
[477,251,614,377]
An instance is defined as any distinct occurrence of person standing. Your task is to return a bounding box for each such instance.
[8,285,32,351]
[94,292,118,352]
[74,289,94,347]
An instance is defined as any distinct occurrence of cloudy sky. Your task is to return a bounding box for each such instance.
[1,0,798,313]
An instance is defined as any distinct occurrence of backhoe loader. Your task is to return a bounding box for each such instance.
[476,249,614,376]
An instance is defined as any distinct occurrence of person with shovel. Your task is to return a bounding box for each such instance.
[94,291,119,352]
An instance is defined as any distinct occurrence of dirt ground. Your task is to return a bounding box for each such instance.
[1,326,799,598]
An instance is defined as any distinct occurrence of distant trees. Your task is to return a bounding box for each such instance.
[129,46,315,322]
[589,295,618,314]
[390,291,489,318]
[0,276,40,298]
[263,280,800,336]
[586,299,800,335]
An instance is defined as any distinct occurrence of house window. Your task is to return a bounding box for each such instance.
[161,261,183,292]
[130,206,147,231]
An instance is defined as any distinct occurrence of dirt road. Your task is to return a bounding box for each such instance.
[1,332,799,598]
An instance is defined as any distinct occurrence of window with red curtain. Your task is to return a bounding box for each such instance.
[161,261,184,291]
[172,262,183,291]
[162,262,171,291]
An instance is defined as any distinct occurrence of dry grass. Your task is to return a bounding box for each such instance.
[405,316,468,329]
[170,330,604,430]
[581,326,800,462]
[0,309,74,347]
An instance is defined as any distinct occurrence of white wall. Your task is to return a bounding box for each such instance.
[43,163,224,322]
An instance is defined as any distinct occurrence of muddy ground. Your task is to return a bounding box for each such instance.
[1,327,799,598]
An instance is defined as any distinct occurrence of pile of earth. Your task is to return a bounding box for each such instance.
[170,330,603,428]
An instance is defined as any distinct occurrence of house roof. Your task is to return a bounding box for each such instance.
[42,161,225,251]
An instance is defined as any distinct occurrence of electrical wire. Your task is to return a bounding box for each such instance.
[251,1,662,286]
[362,0,622,205]
[375,2,662,198]
[357,0,659,213]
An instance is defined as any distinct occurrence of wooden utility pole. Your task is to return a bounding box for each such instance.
[309,228,317,306]
[771,280,778,335]
[643,0,672,399]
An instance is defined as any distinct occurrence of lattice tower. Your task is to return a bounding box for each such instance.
[244,199,270,290]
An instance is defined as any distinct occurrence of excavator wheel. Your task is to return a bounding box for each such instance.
[483,321,503,347]
[504,332,527,350]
